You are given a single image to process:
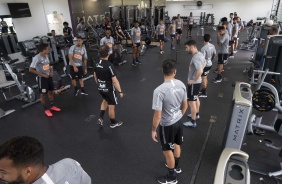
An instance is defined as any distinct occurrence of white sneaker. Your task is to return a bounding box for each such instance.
[183,121,197,128]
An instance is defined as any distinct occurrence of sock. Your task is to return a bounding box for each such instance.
[75,86,78,90]
[110,118,116,125]
[168,168,175,177]
[191,119,196,124]
[175,157,180,168]
[50,101,54,107]
[100,110,105,119]
[217,74,221,78]
[202,88,206,94]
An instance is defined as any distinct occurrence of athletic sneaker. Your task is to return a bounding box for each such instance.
[183,121,197,128]
[110,120,123,128]
[74,88,79,96]
[81,89,88,95]
[212,76,222,83]
[198,92,207,98]
[50,106,61,112]
[186,114,200,120]
[171,45,175,50]
[44,110,53,117]
[234,50,238,53]
[157,174,177,184]
[229,54,234,58]
[223,60,229,65]
[136,60,142,64]
[132,62,137,66]
[213,69,224,74]
[97,118,103,126]
[165,164,182,174]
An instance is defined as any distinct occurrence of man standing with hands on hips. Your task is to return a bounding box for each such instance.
[29,43,61,117]
[152,59,187,184]
[183,40,205,128]
[69,36,88,96]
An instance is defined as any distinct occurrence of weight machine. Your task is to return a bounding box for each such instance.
[0,107,15,118]
[41,35,59,65]
[154,6,165,26]
[18,40,38,68]
[124,5,139,30]
[0,55,39,109]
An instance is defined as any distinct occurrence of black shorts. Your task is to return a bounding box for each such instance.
[133,43,140,48]
[187,83,201,101]
[218,54,228,64]
[176,29,182,35]
[233,37,238,41]
[99,90,118,105]
[188,25,193,31]
[37,76,54,94]
[159,120,183,151]
[202,66,212,76]
[170,34,176,39]
[115,36,122,44]
[70,66,84,79]
[158,35,165,42]
[229,40,234,45]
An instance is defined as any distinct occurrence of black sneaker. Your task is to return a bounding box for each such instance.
[213,69,224,74]
[110,120,123,128]
[212,77,222,83]
[165,163,182,174]
[136,60,142,64]
[229,54,234,58]
[81,89,88,95]
[97,118,103,126]
[132,62,137,66]
[74,88,79,96]
[157,174,177,184]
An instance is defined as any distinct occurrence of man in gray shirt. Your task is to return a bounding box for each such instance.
[199,34,216,98]
[187,12,194,38]
[29,43,61,117]
[183,40,205,128]
[0,136,91,184]
[152,59,187,184]
[69,36,88,96]
[76,18,86,38]
[175,14,183,43]
[229,17,239,58]
[156,19,166,54]
[131,21,142,66]
[213,26,229,83]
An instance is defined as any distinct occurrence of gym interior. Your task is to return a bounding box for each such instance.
[0,0,282,183]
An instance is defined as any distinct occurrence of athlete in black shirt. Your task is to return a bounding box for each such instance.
[94,45,123,128]
[63,22,73,36]
[114,19,126,59]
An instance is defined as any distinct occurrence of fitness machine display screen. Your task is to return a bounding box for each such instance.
[7,3,32,19]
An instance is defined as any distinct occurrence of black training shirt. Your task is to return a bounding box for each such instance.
[94,60,116,91]
[63,27,72,36]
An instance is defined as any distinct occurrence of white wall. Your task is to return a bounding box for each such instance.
[166,0,273,24]
[0,0,71,41]
[278,1,282,22]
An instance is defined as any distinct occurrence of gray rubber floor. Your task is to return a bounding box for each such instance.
[0,26,281,184]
